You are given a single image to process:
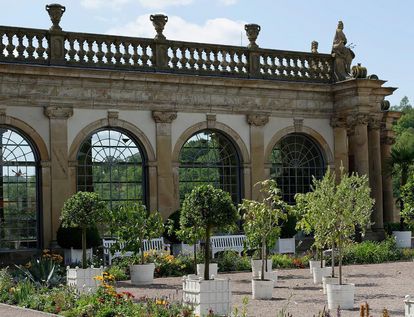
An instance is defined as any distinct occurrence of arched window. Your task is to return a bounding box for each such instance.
[179,129,241,203]
[0,127,39,251]
[77,128,146,209]
[270,133,326,204]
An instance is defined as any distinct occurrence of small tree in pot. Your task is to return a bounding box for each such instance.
[108,202,164,285]
[239,179,288,299]
[180,185,239,280]
[295,167,373,309]
[60,191,107,269]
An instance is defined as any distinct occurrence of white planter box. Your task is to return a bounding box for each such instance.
[393,231,412,248]
[252,278,273,299]
[197,263,218,279]
[322,276,339,294]
[130,263,155,285]
[251,259,272,278]
[405,295,414,317]
[259,270,278,288]
[309,260,325,275]
[326,283,355,310]
[275,237,295,254]
[63,248,93,265]
[312,266,331,284]
[67,266,103,293]
[183,275,231,316]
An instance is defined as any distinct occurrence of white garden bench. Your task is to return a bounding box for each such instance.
[103,237,170,265]
[210,235,246,258]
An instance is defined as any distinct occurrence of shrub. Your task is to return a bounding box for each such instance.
[56,223,101,249]
[105,265,128,281]
[217,251,251,272]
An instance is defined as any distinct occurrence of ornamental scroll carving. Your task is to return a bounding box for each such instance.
[246,114,269,126]
[44,106,73,119]
[152,111,177,123]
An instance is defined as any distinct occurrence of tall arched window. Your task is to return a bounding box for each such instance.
[270,133,326,203]
[179,129,241,203]
[0,127,39,251]
[77,128,146,209]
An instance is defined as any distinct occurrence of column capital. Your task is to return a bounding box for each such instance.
[152,111,177,123]
[44,106,73,119]
[347,113,370,128]
[368,114,383,130]
[330,116,347,128]
[246,114,269,126]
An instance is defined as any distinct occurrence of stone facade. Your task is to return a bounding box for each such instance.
[0,6,400,253]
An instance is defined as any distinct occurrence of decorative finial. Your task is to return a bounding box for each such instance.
[45,3,66,32]
[150,14,168,41]
[311,41,318,53]
[244,24,261,49]
[381,100,390,111]
[352,63,367,78]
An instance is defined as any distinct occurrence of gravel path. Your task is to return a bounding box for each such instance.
[117,261,413,317]
[0,261,411,316]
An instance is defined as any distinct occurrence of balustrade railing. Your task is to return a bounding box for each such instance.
[0,22,334,83]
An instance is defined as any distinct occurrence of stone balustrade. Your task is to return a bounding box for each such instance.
[0,4,334,83]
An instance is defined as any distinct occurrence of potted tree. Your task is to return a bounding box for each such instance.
[181,185,239,316]
[56,223,100,265]
[239,179,288,299]
[297,167,373,309]
[60,191,107,292]
[109,202,164,285]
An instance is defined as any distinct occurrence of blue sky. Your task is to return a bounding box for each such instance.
[1,0,412,106]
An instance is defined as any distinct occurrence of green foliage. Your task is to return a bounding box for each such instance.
[271,254,310,269]
[294,167,374,284]
[60,191,108,229]
[56,223,101,249]
[341,238,402,265]
[108,202,164,264]
[401,177,414,229]
[217,251,251,272]
[240,179,289,280]
[180,184,239,279]
[105,265,128,281]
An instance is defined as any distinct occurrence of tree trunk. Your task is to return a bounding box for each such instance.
[140,240,145,265]
[193,243,197,275]
[261,237,266,281]
[331,241,335,278]
[204,225,212,280]
[338,236,343,285]
[320,249,323,268]
[82,226,87,269]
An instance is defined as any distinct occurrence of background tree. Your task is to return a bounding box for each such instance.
[180,185,239,280]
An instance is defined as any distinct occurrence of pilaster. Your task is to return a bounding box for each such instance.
[152,110,177,218]
[44,106,73,243]
[348,113,370,177]
[247,114,269,200]
[330,116,349,178]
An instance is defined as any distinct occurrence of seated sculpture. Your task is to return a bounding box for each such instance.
[332,21,355,81]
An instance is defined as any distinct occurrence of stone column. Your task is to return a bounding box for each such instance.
[348,114,370,177]
[331,116,348,178]
[152,111,177,219]
[247,114,269,200]
[368,115,384,231]
[44,106,73,244]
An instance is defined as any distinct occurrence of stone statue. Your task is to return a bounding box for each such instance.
[331,21,355,81]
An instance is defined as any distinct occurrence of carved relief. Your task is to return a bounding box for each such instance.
[293,118,304,132]
[206,113,216,129]
[152,111,177,123]
[107,110,119,127]
[44,106,73,119]
[246,114,269,126]
[330,116,347,128]
[368,115,383,130]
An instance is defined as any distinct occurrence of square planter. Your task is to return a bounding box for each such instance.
[196,263,218,279]
[312,266,331,284]
[182,275,231,316]
[63,248,93,265]
[392,231,412,248]
[275,237,295,254]
[405,295,414,317]
[251,259,272,278]
[67,266,103,293]
[309,260,325,275]
[326,283,355,310]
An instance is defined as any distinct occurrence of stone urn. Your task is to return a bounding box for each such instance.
[244,24,261,49]
[45,3,66,31]
[150,14,168,40]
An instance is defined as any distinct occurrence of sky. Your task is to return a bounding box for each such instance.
[1,0,413,107]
